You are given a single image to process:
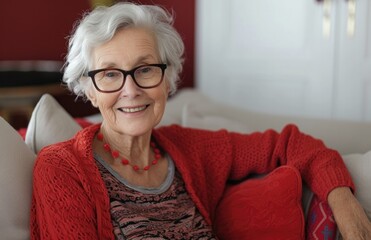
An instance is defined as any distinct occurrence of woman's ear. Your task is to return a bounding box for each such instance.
[86,87,98,108]
[162,81,171,99]
[165,79,171,96]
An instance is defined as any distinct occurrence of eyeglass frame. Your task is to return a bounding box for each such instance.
[87,63,167,93]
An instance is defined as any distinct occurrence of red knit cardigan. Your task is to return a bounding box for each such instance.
[30,123,354,239]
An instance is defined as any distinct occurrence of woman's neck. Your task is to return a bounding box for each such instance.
[99,125,153,166]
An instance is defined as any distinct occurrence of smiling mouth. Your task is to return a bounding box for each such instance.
[118,105,149,113]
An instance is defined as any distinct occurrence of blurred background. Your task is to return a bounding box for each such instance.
[1,0,370,130]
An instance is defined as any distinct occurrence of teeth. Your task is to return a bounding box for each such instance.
[121,106,147,113]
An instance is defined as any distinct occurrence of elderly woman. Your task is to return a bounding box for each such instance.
[30,2,371,239]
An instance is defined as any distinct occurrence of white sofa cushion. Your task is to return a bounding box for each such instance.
[25,93,82,153]
[180,91,371,155]
[158,88,212,127]
[182,102,253,132]
[0,117,36,239]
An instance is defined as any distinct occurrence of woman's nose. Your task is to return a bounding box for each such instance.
[121,75,141,97]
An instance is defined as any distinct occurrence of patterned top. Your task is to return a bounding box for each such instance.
[95,154,217,239]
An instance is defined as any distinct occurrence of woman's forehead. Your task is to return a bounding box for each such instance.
[92,28,160,68]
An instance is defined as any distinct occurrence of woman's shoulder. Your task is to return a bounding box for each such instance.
[35,137,77,168]
[35,124,100,170]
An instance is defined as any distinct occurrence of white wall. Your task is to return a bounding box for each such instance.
[195,0,371,122]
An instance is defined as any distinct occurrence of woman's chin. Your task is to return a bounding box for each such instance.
[116,120,156,136]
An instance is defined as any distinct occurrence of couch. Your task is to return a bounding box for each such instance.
[1,88,370,239]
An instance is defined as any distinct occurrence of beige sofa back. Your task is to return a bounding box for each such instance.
[161,89,371,155]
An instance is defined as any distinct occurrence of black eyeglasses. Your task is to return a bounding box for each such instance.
[87,63,167,93]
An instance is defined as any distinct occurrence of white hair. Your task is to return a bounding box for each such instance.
[63,2,184,99]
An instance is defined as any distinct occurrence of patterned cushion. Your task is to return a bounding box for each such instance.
[306,196,337,240]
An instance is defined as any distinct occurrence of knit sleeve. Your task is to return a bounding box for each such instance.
[228,124,355,201]
[30,148,99,239]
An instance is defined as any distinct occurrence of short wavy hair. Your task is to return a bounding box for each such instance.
[63,2,184,98]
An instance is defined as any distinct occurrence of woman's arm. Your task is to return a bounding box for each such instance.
[228,124,354,199]
[31,159,99,239]
[328,187,371,239]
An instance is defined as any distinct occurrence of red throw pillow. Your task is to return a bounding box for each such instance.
[214,166,305,240]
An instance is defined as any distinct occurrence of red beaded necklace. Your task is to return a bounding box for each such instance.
[97,132,162,171]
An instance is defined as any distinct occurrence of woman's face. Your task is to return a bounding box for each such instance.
[88,27,169,137]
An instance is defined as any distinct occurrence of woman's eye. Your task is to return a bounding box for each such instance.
[138,67,153,74]
[104,71,120,78]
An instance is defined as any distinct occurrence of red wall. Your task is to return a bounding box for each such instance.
[0,0,91,61]
[0,0,195,88]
